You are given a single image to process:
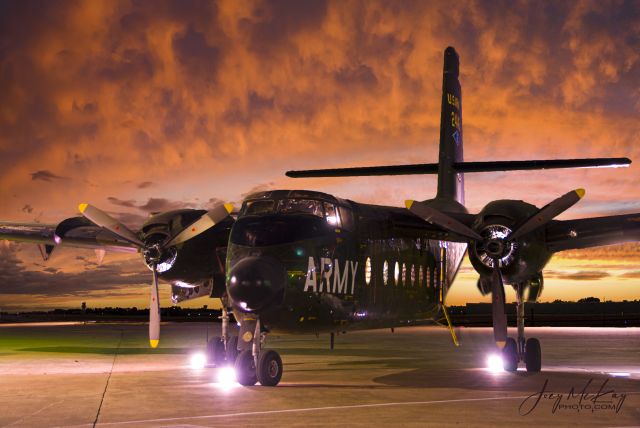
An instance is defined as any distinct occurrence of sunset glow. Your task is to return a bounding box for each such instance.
[1,1,638,310]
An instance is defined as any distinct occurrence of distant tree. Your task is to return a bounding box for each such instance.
[578,297,600,303]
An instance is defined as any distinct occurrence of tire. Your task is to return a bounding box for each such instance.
[502,338,519,372]
[234,350,257,386]
[257,349,283,387]
[226,336,239,364]
[206,336,225,367]
[525,338,542,372]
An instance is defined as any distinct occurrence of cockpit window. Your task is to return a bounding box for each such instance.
[278,199,323,217]
[338,206,354,230]
[244,200,275,215]
[324,202,340,226]
[240,197,354,230]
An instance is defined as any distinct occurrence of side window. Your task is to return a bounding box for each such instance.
[243,200,275,216]
[324,203,340,226]
[338,206,354,230]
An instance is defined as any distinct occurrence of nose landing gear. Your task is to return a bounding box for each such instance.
[502,284,542,372]
[234,317,284,386]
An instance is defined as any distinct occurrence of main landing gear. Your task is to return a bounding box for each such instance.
[502,284,541,372]
[206,306,239,367]
[234,317,283,386]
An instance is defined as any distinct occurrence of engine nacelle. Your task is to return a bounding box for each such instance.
[468,200,552,286]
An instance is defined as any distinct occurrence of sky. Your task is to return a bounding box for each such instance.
[0,0,639,311]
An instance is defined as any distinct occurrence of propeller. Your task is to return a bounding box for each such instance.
[150,263,160,348]
[406,188,585,347]
[490,261,507,347]
[404,200,482,241]
[78,202,233,348]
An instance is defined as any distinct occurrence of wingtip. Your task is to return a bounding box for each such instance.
[150,339,159,349]
[78,203,88,213]
[404,200,414,209]
[575,188,586,198]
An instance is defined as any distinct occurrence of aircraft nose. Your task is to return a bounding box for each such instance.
[227,256,286,313]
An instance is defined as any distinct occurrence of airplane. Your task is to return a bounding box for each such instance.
[1,47,638,387]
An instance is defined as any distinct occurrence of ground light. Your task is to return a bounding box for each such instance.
[608,372,631,377]
[214,366,240,391]
[190,352,207,369]
[486,354,504,373]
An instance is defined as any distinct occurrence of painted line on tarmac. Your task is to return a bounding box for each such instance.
[59,395,531,427]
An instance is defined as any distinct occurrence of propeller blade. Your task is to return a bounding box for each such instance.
[165,203,233,247]
[78,203,144,247]
[490,263,508,348]
[509,189,585,241]
[405,200,483,241]
[149,264,160,348]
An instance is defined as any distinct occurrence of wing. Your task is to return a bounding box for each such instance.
[0,217,138,254]
[545,213,640,252]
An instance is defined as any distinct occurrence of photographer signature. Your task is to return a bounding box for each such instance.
[519,378,626,416]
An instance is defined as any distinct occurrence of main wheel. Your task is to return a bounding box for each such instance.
[226,336,239,364]
[525,338,542,372]
[502,338,519,372]
[257,349,283,386]
[234,350,257,386]
[206,336,225,367]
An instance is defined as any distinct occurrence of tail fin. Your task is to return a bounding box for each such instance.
[437,47,464,204]
[285,47,631,188]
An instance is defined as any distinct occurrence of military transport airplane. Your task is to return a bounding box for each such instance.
[1,47,638,387]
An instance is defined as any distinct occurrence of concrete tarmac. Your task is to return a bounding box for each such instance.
[0,323,638,427]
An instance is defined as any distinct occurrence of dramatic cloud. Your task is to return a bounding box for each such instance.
[30,170,69,182]
[545,270,611,281]
[1,0,639,308]
[0,243,148,296]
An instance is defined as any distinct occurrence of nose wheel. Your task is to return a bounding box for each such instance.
[234,316,284,386]
[501,284,542,372]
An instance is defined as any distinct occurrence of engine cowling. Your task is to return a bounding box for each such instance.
[469,200,552,286]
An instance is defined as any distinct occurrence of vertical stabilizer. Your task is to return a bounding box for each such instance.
[436,47,464,204]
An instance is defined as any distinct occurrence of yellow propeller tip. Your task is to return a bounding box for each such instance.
[150,339,159,348]
[78,203,88,213]
[575,188,586,198]
[495,340,506,349]
[404,200,414,209]
[224,203,234,214]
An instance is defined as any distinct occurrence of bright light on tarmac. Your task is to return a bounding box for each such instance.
[217,366,237,384]
[190,353,207,369]
[608,372,631,377]
[213,366,239,390]
[486,354,504,373]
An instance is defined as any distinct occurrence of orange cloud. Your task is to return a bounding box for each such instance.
[1,1,638,308]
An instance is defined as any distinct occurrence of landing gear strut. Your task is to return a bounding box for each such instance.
[206,305,238,367]
[502,284,541,372]
[234,317,283,386]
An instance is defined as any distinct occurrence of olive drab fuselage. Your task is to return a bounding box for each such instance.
[226,190,467,334]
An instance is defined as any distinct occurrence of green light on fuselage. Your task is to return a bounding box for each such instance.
[295,247,305,257]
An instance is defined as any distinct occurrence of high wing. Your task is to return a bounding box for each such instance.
[545,213,640,252]
[0,217,138,254]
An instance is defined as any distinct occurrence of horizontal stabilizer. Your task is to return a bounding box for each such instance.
[454,158,631,173]
[286,158,630,178]
[286,163,439,177]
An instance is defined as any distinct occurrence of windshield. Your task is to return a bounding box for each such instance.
[244,200,275,215]
[278,199,323,217]
[240,198,351,229]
